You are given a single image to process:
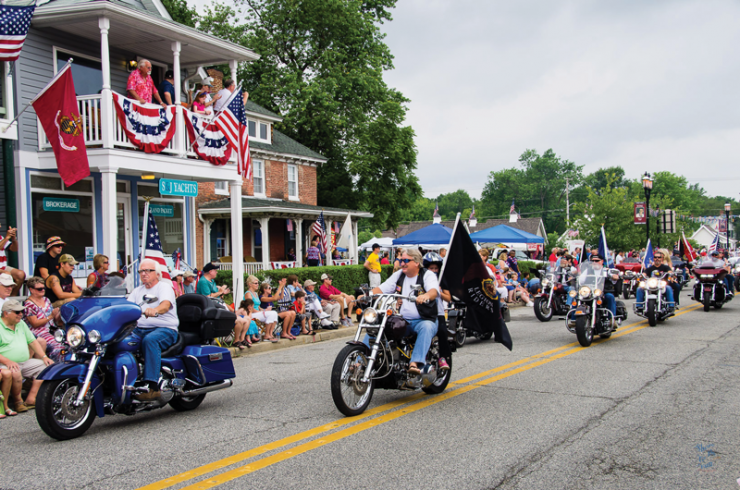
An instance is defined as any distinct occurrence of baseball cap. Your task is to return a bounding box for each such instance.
[320,273,332,281]
[1,299,24,312]
[589,253,605,262]
[171,269,184,278]
[0,273,14,287]
[303,279,317,288]
[710,250,719,256]
[59,254,78,265]
[371,243,380,250]
[202,262,219,274]
[183,271,195,278]
[46,236,66,250]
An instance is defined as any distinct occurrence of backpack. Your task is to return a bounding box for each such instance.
[394,268,438,321]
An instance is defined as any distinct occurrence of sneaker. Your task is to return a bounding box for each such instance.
[526,301,534,307]
[438,358,450,372]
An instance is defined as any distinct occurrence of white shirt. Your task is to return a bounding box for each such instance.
[378,269,440,320]
[213,88,232,113]
[129,280,178,331]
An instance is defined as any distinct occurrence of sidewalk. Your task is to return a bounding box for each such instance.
[226,323,357,358]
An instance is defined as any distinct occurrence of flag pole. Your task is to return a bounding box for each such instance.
[439,212,461,280]
[3,59,73,133]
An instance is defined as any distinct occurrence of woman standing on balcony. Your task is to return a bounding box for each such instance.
[244,275,279,343]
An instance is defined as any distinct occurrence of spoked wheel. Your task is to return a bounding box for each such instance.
[331,344,374,416]
[455,328,466,348]
[533,297,553,322]
[36,379,96,441]
[647,299,658,327]
[423,342,452,395]
[575,316,593,347]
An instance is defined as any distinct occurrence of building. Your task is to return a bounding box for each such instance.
[690,224,737,250]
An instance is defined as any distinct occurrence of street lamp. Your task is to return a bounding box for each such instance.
[725,202,731,251]
[642,172,653,243]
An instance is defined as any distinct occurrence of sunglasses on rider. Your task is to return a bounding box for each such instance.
[399,258,412,264]
[654,255,663,259]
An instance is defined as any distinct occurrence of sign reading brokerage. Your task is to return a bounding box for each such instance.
[43,197,80,213]
[150,204,175,217]
[159,178,198,197]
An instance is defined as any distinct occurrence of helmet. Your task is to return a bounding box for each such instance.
[423,251,443,269]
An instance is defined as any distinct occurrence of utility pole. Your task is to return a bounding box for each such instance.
[566,177,570,227]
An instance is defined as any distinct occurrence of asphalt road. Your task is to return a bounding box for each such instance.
[4,288,740,490]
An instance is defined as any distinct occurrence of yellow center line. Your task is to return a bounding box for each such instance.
[138,302,703,490]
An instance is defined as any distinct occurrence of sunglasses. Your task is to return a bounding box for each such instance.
[590,259,602,263]
[138,269,156,274]
[399,258,412,264]
[32,287,45,291]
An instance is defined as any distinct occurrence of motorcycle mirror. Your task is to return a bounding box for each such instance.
[142,294,159,304]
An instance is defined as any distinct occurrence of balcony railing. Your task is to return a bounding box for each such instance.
[218,262,264,274]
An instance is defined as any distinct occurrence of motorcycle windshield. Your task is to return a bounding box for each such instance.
[98,276,128,297]
[578,266,606,291]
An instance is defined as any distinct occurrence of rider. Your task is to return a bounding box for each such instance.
[555,254,577,295]
[700,250,734,296]
[588,254,621,325]
[422,252,451,372]
[635,249,675,313]
[369,248,439,375]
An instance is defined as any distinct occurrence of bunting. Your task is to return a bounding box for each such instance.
[182,109,232,165]
[112,92,177,153]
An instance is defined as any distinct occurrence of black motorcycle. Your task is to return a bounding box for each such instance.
[633,271,675,326]
[533,271,572,322]
[331,286,451,416]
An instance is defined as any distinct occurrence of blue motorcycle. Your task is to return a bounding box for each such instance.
[35,277,237,440]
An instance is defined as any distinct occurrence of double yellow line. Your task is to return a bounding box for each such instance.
[138,303,701,490]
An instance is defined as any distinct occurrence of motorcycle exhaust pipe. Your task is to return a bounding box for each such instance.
[181,379,233,397]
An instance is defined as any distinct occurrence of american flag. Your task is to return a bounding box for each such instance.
[142,202,170,280]
[312,211,328,255]
[286,219,293,232]
[213,83,250,179]
[0,3,35,62]
[172,248,182,270]
[509,200,517,215]
[433,202,440,218]
[469,205,475,220]
[708,232,720,253]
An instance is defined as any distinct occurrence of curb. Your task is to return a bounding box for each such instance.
[226,324,357,358]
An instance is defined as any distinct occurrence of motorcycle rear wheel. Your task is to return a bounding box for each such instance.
[533,297,553,322]
[423,356,452,395]
[36,378,96,441]
[169,394,206,411]
[575,316,593,347]
[331,344,374,417]
[647,299,657,327]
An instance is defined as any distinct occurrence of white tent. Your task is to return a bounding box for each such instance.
[358,237,395,250]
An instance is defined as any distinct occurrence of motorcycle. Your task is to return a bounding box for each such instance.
[447,296,509,347]
[533,271,572,322]
[621,270,639,299]
[330,286,451,416]
[565,266,628,347]
[633,271,675,326]
[692,266,733,311]
[35,278,237,440]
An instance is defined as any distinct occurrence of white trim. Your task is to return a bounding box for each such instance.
[199,205,373,219]
[244,109,282,123]
[287,163,298,200]
[213,181,229,196]
[252,159,265,197]
[247,119,270,144]
[0,61,17,140]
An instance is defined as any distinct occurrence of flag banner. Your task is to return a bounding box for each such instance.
[440,217,512,351]
[286,219,293,232]
[270,261,296,270]
[312,211,328,257]
[634,202,646,224]
[182,109,232,165]
[32,64,90,186]
[708,232,720,253]
[598,226,610,266]
[213,84,250,179]
[142,201,171,280]
[433,202,440,218]
[0,2,35,62]
[112,91,177,153]
[336,214,353,250]
[641,239,654,272]
[680,231,696,262]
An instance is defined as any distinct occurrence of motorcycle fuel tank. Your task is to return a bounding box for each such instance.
[111,331,142,353]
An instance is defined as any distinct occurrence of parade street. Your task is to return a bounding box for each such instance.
[6,289,740,490]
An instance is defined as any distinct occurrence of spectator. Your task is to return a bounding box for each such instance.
[244,275,279,343]
[213,79,235,113]
[287,248,296,262]
[259,279,296,340]
[332,248,341,261]
[158,70,176,105]
[126,59,166,107]
[171,270,184,298]
[233,298,256,350]
[303,279,339,327]
[293,290,312,335]
[0,273,13,309]
[549,247,558,268]
[183,271,196,294]
[286,274,302,298]
[439,248,447,258]
[504,249,519,274]
[196,263,230,298]
[509,272,533,306]
[523,271,541,294]
[0,299,54,415]
[86,254,110,289]
[306,238,321,266]
[393,248,404,271]
[128,259,178,401]
[615,251,624,266]
[199,81,219,109]
[380,252,390,265]
[23,277,62,361]
[34,236,65,280]
[191,91,211,116]
[364,243,382,288]
[319,274,356,326]
[45,254,82,308]
[0,224,24,296]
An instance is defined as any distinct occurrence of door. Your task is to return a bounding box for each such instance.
[117,196,132,271]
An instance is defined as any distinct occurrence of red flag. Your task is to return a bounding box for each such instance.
[32,64,90,186]
[681,231,696,261]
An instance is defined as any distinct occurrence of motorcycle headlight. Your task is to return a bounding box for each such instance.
[54,329,65,343]
[578,286,591,299]
[647,278,659,289]
[541,279,550,287]
[362,308,379,325]
[66,325,85,348]
[593,289,603,297]
[734,266,740,273]
[88,329,101,344]
[568,290,577,298]
[701,274,713,279]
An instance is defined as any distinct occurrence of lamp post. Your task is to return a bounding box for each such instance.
[642,172,653,244]
[725,203,731,252]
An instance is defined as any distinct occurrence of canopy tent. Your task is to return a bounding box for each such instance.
[469,224,545,244]
[358,237,395,250]
[393,223,454,246]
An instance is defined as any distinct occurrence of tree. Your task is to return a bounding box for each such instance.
[161,0,199,27]
[198,0,421,230]
[436,189,473,220]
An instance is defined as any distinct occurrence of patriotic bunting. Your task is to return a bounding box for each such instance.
[112,92,177,153]
[182,109,232,165]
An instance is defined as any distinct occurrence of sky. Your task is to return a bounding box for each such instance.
[191,0,740,201]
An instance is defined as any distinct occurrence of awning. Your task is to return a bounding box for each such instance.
[469,224,545,244]
[393,223,453,246]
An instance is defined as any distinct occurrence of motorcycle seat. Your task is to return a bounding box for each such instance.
[161,333,185,357]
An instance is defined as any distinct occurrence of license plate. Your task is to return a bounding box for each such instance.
[704,286,712,291]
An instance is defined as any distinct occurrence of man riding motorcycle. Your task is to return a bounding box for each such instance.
[588,253,621,326]
[635,249,675,314]
[553,254,577,295]
[700,250,734,296]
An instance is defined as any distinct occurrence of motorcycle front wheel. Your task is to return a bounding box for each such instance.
[533,297,553,322]
[647,299,658,327]
[575,316,593,347]
[455,327,466,348]
[623,288,630,300]
[331,344,374,416]
[36,378,97,441]
[703,292,711,312]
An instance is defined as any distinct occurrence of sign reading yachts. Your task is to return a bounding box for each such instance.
[43,197,80,212]
[159,179,198,197]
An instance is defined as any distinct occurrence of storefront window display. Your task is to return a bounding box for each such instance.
[137,184,184,261]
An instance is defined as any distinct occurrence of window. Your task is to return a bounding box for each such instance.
[248,120,256,138]
[259,123,267,140]
[245,118,270,143]
[214,181,229,195]
[253,160,264,195]
[54,48,102,96]
[288,164,298,199]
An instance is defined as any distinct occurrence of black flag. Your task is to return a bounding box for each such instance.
[440,218,513,351]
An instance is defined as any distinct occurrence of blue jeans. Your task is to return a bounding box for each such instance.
[363,317,437,364]
[725,274,735,294]
[603,293,616,316]
[133,327,178,383]
[636,287,674,308]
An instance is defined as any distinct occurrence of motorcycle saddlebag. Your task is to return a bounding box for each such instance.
[201,307,236,340]
[181,345,236,384]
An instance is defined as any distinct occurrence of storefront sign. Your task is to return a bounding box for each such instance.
[159,179,198,197]
[42,197,79,212]
[150,204,175,217]
[634,202,646,225]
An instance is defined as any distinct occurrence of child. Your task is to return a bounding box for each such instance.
[191,91,212,115]
[234,298,259,349]
[293,290,313,335]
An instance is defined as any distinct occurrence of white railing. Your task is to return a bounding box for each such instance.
[218,262,264,274]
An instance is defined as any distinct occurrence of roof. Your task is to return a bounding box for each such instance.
[38,0,170,19]
[250,129,327,162]
[245,100,282,120]
[393,223,453,246]
[198,196,372,219]
[387,217,546,239]
[469,225,545,244]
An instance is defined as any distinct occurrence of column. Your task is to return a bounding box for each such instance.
[325,218,333,266]
[99,17,114,149]
[296,218,304,267]
[229,60,238,86]
[260,217,270,270]
[172,41,186,157]
[230,180,244,302]
[101,168,118,272]
[352,220,359,264]
[202,218,213,266]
